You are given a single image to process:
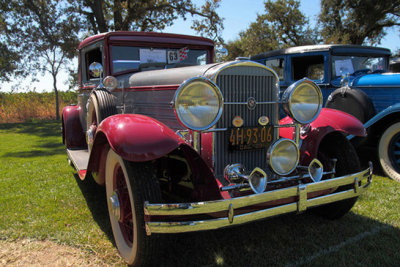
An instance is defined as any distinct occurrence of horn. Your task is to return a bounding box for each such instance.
[224,164,247,184]
[309,158,323,182]
[248,167,268,194]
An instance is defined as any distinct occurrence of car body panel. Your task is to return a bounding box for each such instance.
[62,105,86,148]
[97,114,184,162]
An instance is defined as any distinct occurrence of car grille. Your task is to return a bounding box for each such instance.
[213,65,279,178]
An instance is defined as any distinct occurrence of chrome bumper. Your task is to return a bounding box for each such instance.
[144,163,372,235]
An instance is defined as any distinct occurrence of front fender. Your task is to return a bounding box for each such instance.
[364,103,400,129]
[96,114,184,162]
[62,105,86,148]
[280,108,366,163]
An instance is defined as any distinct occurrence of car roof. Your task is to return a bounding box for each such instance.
[78,31,214,50]
[251,44,391,60]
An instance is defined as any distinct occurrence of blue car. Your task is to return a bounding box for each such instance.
[252,44,400,181]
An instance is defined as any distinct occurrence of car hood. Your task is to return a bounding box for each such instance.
[352,73,400,87]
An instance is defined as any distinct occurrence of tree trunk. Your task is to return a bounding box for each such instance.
[53,76,60,120]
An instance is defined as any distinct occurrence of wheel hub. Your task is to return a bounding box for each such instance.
[109,190,121,222]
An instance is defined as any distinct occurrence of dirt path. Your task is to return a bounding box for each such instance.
[0,239,110,267]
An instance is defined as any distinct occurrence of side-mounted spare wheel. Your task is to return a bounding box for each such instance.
[312,133,361,219]
[325,87,376,124]
[379,122,400,182]
[105,149,162,266]
[86,89,117,150]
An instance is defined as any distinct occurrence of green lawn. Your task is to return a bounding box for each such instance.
[1,121,399,266]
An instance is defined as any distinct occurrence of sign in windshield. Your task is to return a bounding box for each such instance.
[111,46,208,74]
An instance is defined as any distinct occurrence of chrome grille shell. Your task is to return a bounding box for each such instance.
[210,62,280,178]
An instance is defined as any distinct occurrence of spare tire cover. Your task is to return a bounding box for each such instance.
[325,87,376,123]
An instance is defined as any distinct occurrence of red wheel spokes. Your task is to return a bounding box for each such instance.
[114,164,134,246]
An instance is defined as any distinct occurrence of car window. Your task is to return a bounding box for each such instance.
[111,46,209,74]
[85,48,102,80]
[292,55,324,81]
[265,58,284,79]
[332,56,387,77]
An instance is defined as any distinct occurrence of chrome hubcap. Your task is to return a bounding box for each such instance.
[109,191,121,222]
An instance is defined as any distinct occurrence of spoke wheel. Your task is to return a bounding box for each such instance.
[312,134,361,219]
[105,149,162,266]
[379,122,400,182]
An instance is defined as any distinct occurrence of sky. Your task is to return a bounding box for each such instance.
[2,0,399,92]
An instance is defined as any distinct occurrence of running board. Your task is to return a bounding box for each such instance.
[67,149,89,179]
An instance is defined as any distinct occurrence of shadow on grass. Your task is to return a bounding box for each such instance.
[153,212,400,266]
[73,174,115,245]
[73,176,400,267]
[2,141,65,158]
[0,120,62,138]
[1,121,66,158]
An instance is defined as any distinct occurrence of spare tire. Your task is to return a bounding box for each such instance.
[325,87,376,123]
[87,89,117,150]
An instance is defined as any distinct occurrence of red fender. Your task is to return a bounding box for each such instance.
[62,105,86,148]
[96,114,184,162]
[280,108,366,164]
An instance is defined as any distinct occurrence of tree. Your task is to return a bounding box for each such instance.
[1,0,223,120]
[68,0,224,44]
[1,0,80,119]
[318,0,400,45]
[0,42,20,83]
[225,0,317,60]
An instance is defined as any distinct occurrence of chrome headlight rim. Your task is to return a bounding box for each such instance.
[103,76,118,90]
[282,78,322,124]
[267,138,299,176]
[173,76,224,131]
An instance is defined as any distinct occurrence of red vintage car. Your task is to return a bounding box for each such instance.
[62,32,372,266]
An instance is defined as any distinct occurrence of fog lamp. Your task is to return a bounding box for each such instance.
[267,139,299,175]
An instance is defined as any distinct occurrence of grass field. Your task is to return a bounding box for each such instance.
[1,121,400,266]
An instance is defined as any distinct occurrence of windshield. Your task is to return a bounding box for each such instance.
[111,46,209,74]
[332,55,387,77]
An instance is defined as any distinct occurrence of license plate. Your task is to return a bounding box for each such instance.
[228,126,273,151]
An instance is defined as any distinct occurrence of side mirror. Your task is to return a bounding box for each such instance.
[89,62,103,78]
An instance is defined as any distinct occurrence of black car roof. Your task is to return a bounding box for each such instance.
[250,44,391,60]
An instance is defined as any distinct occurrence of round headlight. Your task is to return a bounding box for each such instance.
[267,139,299,175]
[103,76,118,90]
[173,77,223,131]
[282,79,322,124]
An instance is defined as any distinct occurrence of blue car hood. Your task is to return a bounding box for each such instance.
[352,73,400,87]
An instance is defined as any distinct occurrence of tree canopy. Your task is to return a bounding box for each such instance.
[225,0,400,60]
[0,0,224,119]
[319,0,400,45]
[68,0,223,43]
[0,0,224,85]
[225,0,317,60]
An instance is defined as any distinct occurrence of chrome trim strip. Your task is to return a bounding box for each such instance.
[224,101,282,105]
[202,128,228,132]
[201,123,299,132]
[145,166,372,234]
